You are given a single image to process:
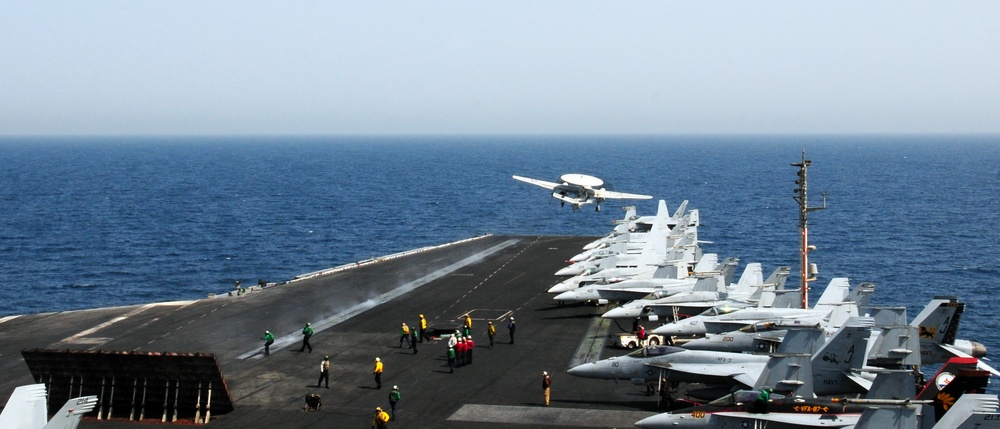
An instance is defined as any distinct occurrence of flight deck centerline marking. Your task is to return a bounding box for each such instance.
[54,304,159,345]
[236,238,521,360]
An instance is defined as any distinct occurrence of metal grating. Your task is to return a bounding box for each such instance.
[21,348,233,424]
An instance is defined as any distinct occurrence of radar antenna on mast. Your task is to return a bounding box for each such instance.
[792,149,826,309]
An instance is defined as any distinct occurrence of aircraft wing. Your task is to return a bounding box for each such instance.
[938,343,1000,377]
[43,395,98,429]
[647,362,763,388]
[843,371,874,392]
[712,411,859,427]
[0,384,48,429]
[593,189,653,200]
[512,175,561,191]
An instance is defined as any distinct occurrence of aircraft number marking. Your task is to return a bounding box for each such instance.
[611,362,619,367]
[690,411,706,418]
[715,357,734,363]
[983,414,1000,420]
[792,405,831,413]
[722,336,734,342]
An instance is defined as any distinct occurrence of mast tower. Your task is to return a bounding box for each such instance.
[791,150,826,309]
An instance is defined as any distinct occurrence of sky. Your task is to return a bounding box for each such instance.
[2,1,999,136]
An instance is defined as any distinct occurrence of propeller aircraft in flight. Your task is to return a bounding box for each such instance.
[512,173,652,211]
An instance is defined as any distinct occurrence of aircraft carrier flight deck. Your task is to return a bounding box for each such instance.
[0,235,662,429]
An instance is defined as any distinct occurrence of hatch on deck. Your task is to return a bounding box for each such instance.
[21,348,233,424]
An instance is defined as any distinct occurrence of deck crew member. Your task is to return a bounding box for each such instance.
[418,314,430,342]
[389,385,401,420]
[373,357,384,389]
[447,346,456,373]
[455,337,466,366]
[487,321,496,348]
[542,371,552,406]
[753,387,772,413]
[507,317,516,344]
[317,355,330,388]
[261,330,274,356]
[463,313,473,336]
[300,322,314,352]
[399,323,411,349]
[372,407,390,429]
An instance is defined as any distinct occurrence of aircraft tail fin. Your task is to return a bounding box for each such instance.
[930,394,1000,429]
[850,370,922,429]
[769,289,802,309]
[690,253,720,275]
[749,266,790,305]
[916,357,991,425]
[867,318,921,368]
[912,296,964,346]
[728,263,762,296]
[717,256,739,286]
[0,383,48,429]
[812,317,875,396]
[671,200,688,221]
[42,395,98,429]
[846,282,877,308]
[775,323,826,355]
[758,327,824,397]
[812,277,851,314]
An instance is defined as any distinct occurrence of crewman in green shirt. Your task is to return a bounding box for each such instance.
[300,323,314,352]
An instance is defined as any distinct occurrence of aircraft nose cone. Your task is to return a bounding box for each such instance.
[566,362,602,379]
[555,265,581,276]
[601,307,635,319]
[547,282,575,293]
[553,291,577,301]
[652,323,693,336]
[634,413,689,428]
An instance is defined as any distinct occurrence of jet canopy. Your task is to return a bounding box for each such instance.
[700,305,742,317]
[707,390,788,407]
[626,345,686,358]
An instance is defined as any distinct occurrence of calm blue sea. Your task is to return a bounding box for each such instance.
[2,135,999,372]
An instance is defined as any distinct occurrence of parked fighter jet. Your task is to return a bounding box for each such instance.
[0,384,98,429]
[512,173,652,211]
[548,203,694,294]
[552,254,732,304]
[578,202,695,255]
[634,357,994,429]
[682,295,990,368]
[649,277,854,336]
[567,318,874,394]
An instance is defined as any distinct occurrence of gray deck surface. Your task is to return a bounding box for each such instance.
[0,235,664,428]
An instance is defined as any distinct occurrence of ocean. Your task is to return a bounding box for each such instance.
[2,135,998,377]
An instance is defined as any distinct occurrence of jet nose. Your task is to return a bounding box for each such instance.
[565,362,605,379]
[634,412,689,428]
[547,281,575,293]
[601,306,636,319]
[553,291,577,301]
[555,265,582,276]
[565,363,589,377]
[651,322,695,336]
